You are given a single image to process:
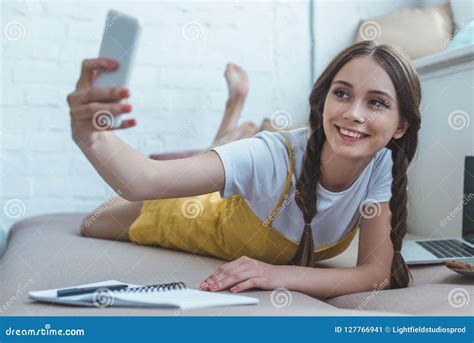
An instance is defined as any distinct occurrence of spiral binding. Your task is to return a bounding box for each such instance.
[115,282,187,293]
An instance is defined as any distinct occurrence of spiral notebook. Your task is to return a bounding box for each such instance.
[29,280,259,310]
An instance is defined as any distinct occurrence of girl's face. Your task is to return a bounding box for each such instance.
[322,56,408,161]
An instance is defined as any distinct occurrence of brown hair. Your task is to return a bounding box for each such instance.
[291,41,421,289]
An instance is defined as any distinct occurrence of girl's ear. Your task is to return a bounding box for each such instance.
[392,118,409,139]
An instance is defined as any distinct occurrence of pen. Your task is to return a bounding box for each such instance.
[57,284,129,297]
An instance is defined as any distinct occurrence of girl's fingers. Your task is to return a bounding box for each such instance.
[72,101,132,121]
[229,277,261,293]
[76,58,118,89]
[209,261,254,285]
[209,269,260,291]
[204,257,251,285]
[116,119,137,130]
[69,87,129,106]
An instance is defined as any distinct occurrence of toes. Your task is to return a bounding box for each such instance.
[224,63,233,76]
[226,63,236,72]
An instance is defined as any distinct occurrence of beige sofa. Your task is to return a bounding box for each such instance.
[1,213,472,316]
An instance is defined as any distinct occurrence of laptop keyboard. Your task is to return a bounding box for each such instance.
[417,239,474,258]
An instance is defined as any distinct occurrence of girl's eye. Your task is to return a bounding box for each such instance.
[334,89,350,99]
[370,99,390,109]
[333,89,390,109]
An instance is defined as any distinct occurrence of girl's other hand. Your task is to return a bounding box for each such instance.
[200,256,289,293]
[66,58,136,145]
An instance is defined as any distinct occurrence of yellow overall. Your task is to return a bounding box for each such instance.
[129,139,360,266]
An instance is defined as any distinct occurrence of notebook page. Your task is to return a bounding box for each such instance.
[114,289,259,310]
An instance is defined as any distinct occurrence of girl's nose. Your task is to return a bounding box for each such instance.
[342,102,366,123]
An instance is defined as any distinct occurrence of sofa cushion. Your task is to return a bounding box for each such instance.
[1,213,399,316]
[2,213,471,316]
[355,3,454,59]
[320,237,473,316]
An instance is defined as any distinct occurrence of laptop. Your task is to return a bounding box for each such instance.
[402,156,474,265]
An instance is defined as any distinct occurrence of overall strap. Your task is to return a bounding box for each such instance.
[265,138,295,226]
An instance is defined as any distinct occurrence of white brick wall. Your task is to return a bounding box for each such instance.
[0,0,311,251]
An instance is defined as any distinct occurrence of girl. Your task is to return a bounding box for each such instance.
[66,41,421,299]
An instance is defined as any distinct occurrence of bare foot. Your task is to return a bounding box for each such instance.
[210,121,258,148]
[224,63,248,99]
[213,63,249,143]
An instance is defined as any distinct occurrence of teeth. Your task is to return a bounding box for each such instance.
[340,127,365,138]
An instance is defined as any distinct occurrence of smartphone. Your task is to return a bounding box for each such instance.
[94,9,141,129]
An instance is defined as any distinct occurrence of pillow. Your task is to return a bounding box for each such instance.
[355,3,454,59]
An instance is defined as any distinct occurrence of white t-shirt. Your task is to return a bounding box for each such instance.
[211,127,393,248]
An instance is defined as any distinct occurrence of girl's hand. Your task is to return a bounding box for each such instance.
[66,58,135,145]
[200,256,288,293]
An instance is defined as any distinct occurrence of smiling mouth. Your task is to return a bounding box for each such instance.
[335,125,370,141]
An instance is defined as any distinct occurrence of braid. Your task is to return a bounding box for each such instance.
[387,140,413,288]
[291,112,325,267]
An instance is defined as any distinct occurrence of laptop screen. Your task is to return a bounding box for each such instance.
[463,156,474,243]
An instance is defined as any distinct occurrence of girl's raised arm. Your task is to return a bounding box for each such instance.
[67,58,225,201]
